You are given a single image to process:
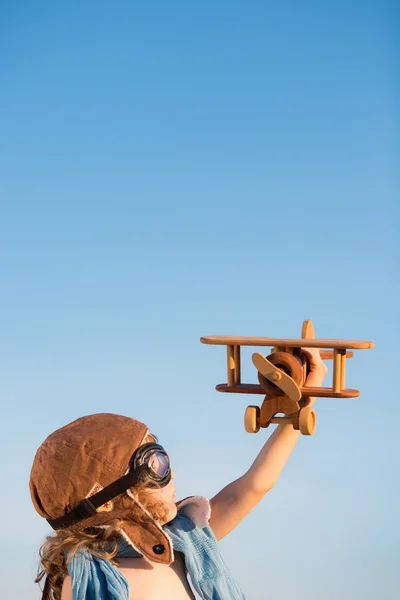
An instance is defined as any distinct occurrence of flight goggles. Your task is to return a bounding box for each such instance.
[129,442,171,488]
[47,442,171,530]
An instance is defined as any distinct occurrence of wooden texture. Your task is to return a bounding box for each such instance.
[257,351,305,396]
[252,352,302,402]
[301,320,314,384]
[234,345,241,385]
[244,405,260,433]
[340,349,347,389]
[269,416,293,425]
[320,350,353,359]
[203,318,373,436]
[201,336,374,349]
[333,348,344,392]
[299,407,316,435]
[215,383,360,398]
[259,395,299,428]
[227,345,234,386]
[302,319,315,339]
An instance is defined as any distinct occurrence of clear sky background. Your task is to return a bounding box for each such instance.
[1,1,398,599]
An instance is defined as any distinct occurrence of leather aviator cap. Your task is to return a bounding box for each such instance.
[29,413,174,564]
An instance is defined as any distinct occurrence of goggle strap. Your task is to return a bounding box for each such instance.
[48,444,170,530]
[47,470,138,530]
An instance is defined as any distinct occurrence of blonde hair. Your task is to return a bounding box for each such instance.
[36,435,169,600]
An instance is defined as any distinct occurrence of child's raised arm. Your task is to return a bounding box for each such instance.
[209,348,328,541]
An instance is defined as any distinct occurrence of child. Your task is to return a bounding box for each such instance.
[30,347,327,599]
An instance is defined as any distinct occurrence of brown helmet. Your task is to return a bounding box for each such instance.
[29,413,174,564]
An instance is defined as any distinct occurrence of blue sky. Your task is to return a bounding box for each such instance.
[1,2,398,598]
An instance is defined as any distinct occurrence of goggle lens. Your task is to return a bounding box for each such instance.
[149,451,170,477]
[130,443,171,487]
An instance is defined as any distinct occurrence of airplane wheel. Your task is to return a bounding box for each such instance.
[258,352,303,395]
[244,405,260,434]
[299,407,316,435]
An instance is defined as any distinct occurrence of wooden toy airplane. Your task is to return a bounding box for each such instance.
[201,320,374,435]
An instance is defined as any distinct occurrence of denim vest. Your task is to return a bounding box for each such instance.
[67,511,246,599]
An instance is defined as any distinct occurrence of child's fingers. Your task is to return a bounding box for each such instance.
[301,347,328,374]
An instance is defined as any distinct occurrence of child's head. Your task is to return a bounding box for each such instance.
[30,413,177,598]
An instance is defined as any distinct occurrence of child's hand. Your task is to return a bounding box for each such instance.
[302,347,328,377]
[301,347,328,407]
